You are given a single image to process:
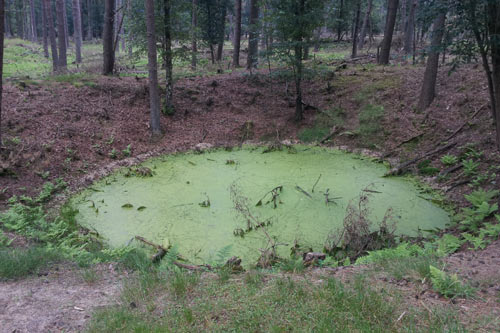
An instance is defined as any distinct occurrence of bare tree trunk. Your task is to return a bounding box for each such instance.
[247,0,259,69]
[487,2,500,150]
[72,0,83,63]
[0,0,4,149]
[164,0,173,113]
[29,0,36,42]
[144,0,162,136]
[102,0,115,75]
[378,0,399,64]
[56,0,67,69]
[4,0,11,37]
[313,27,321,52]
[191,0,197,70]
[43,0,58,70]
[404,0,417,54]
[232,0,241,67]
[337,0,343,41]
[294,0,305,121]
[401,0,407,32]
[417,10,446,110]
[87,0,92,40]
[114,0,120,54]
[42,2,49,58]
[216,2,226,62]
[352,0,361,58]
[63,0,69,47]
[358,0,372,50]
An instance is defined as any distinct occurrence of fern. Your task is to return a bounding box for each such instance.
[435,234,464,256]
[461,233,489,250]
[355,243,426,265]
[464,190,499,207]
[480,222,500,238]
[429,265,475,299]
[214,245,233,266]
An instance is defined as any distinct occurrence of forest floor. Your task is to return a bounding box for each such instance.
[1,40,500,332]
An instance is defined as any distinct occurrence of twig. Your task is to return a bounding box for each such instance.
[312,174,322,193]
[444,103,487,142]
[295,185,312,198]
[385,142,456,176]
[446,179,469,192]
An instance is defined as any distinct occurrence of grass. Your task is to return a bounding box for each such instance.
[358,104,385,145]
[87,267,466,332]
[0,246,64,280]
[298,106,346,143]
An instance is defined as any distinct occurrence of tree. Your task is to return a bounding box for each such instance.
[43,0,59,71]
[191,0,197,69]
[351,0,361,58]
[198,0,227,64]
[163,0,174,113]
[378,0,399,64]
[247,0,259,69]
[103,0,115,75]
[0,0,4,149]
[56,0,68,69]
[233,0,241,67]
[29,0,37,42]
[72,0,83,63]
[358,0,373,50]
[87,0,92,40]
[404,0,417,54]
[417,6,446,110]
[144,0,162,136]
[42,1,50,58]
[270,0,324,121]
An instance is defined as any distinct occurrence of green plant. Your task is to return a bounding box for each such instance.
[279,257,305,273]
[122,144,132,157]
[459,190,499,232]
[429,265,475,299]
[435,234,464,256]
[461,232,488,250]
[417,160,440,176]
[81,268,100,284]
[462,159,480,177]
[0,247,64,280]
[440,154,458,166]
[109,149,118,159]
[358,104,385,138]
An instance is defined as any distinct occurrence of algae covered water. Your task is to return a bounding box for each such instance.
[72,146,450,264]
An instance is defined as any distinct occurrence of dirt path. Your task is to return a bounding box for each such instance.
[0,264,123,333]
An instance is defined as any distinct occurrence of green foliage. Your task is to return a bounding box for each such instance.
[440,154,458,166]
[279,257,305,273]
[429,265,475,299]
[298,107,346,143]
[355,243,426,265]
[464,189,499,207]
[358,104,385,145]
[461,232,488,250]
[435,234,464,256]
[417,160,440,176]
[0,247,64,280]
[459,190,499,232]
[462,159,480,177]
[122,144,132,157]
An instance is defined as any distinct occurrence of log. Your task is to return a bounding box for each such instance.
[385,142,456,176]
[319,126,338,144]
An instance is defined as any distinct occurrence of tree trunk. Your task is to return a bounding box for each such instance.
[337,0,344,41]
[313,27,321,52]
[15,0,22,38]
[0,0,4,149]
[4,0,11,37]
[401,0,407,32]
[404,0,417,54]
[216,3,226,62]
[87,0,92,40]
[232,0,241,67]
[417,10,446,110]
[144,0,162,136]
[43,0,58,71]
[42,2,49,58]
[29,0,37,42]
[63,0,69,47]
[487,2,500,150]
[56,0,67,69]
[72,0,83,63]
[247,0,259,69]
[191,0,197,69]
[102,0,115,75]
[114,0,121,54]
[358,0,372,50]
[164,0,173,113]
[352,0,361,58]
[378,0,399,65]
[294,0,305,121]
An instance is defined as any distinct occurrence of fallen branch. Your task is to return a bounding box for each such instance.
[135,236,168,263]
[385,142,456,176]
[446,179,469,192]
[438,164,462,178]
[319,126,338,144]
[312,174,322,193]
[173,262,213,271]
[295,185,312,198]
[444,103,487,142]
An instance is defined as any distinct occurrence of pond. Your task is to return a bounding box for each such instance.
[72,146,450,264]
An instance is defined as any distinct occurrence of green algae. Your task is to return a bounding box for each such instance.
[72,146,450,265]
